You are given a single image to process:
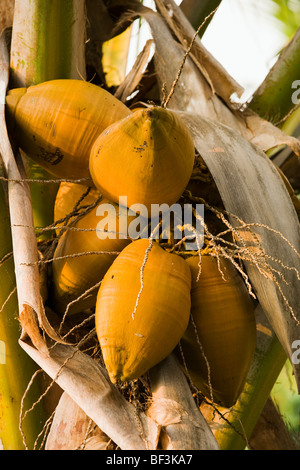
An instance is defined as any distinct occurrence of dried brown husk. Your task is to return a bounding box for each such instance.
[45,392,113,450]
[148,354,220,450]
[0,0,14,32]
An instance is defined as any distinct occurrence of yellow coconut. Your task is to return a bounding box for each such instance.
[54,181,102,234]
[6,79,131,180]
[51,198,138,315]
[178,255,256,408]
[95,239,192,383]
[89,106,195,214]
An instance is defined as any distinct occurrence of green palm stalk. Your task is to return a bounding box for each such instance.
[9,0,86,240]
[10,0,86,86]
[250,27,300,125]
[0,169,43,450]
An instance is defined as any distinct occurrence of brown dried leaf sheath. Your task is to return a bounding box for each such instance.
[45,391,113,450]
[148,354,220,450]
[19,339,160,450]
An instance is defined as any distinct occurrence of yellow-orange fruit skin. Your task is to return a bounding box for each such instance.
[89,107,195,213]
[52,198,137,315]
[95,239,192,383]
[54,182,102,234]
[178,255,256,408]
[6,79,131,180]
